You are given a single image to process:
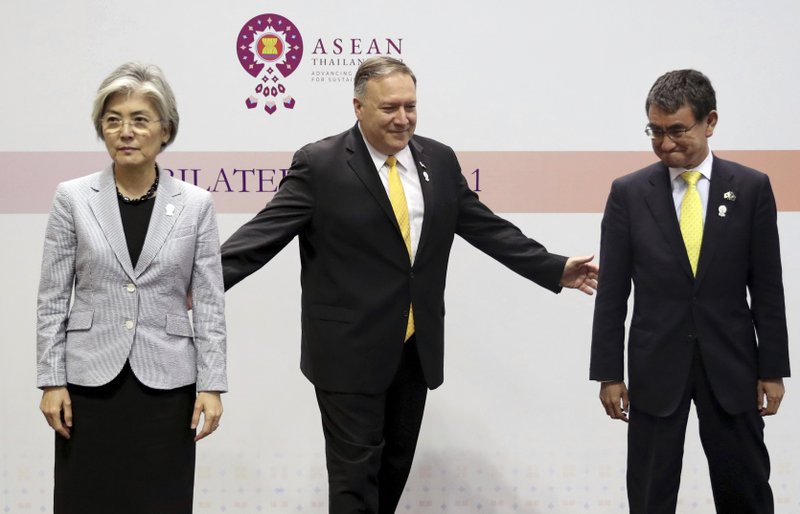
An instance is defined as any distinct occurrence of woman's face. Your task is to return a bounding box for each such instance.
[100,91,170,172]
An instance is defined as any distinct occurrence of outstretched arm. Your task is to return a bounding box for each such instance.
[221,148,315,290]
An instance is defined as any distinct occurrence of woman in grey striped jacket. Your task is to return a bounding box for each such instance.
[36,62,227,514]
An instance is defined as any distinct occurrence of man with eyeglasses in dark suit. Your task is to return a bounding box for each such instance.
[590,69,790,514]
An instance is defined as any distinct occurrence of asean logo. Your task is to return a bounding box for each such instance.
[236,13,304,115]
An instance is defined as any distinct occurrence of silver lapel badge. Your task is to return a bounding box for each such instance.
[419,161,430,182]
[723,191,736,202]
[165,204,175,216]
[718,205,727,217]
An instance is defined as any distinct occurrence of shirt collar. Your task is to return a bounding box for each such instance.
[668,151,714,183]
[358,122,413,172]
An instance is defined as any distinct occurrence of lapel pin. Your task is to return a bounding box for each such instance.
[165,204,175,216]
[723,191,736,202]
[718,205,727,217]
[422,171,430,182]
[418,161,426,169]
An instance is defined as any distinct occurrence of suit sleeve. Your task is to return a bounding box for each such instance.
[589,179,632,382]
[36,185,76,388]
[748,175,790,378]
[191,193,228,391]
[453,159,567,293]
[221,148,315,290]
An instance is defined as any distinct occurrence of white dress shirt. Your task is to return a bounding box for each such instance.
[669,151,713,224]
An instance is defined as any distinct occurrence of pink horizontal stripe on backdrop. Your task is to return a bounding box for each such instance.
[2,151,799,214]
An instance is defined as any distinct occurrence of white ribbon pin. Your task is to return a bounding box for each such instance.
[419,161,430,182]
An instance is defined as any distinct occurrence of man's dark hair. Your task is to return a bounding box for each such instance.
[646,69,716,121]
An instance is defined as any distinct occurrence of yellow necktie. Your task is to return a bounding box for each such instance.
[386,155,414,341]
[679,171,703,276]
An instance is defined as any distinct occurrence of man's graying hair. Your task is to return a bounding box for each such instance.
[646,69,717,122]
[353,57,417,99]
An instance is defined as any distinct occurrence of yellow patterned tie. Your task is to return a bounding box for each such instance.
[679,171,703,276]
[386,156,415,341]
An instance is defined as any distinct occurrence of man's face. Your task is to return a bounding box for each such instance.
[647,103,717,170]
[354,72,417,155]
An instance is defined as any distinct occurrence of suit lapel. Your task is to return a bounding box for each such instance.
[88,165,135,279]
[344,125,403,234]
[694,158,735,289]
[134,168,183,278]
[409,137,434,260]
[644,164,694,279]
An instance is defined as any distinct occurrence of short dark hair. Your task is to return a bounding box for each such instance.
[353,57,416,100]
[645,69,716,121]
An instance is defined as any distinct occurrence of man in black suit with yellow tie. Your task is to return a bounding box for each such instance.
[221,56,599,513]
[590,69,790,513]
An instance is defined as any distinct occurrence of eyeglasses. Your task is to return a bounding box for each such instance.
[102,115,163,134]
[645,122,697,141]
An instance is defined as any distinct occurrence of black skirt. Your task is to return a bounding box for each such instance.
[54,361,196,514]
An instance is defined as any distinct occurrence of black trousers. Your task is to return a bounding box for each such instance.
[315,336,428,514]
[54,361,196,514]
[627,346,773,514]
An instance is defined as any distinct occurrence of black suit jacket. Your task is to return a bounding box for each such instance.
[590,155,790,417]
[222,124,567,393]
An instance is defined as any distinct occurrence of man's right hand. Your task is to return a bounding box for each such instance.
[40,386,73,439]
[599,381,629,423]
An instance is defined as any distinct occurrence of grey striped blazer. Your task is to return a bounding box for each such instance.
[37,165,227,392]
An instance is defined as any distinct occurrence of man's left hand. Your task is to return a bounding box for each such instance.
[758,378,785,416]
[560,255,599,295]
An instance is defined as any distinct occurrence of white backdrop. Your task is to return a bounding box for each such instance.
[1,1,799,513]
